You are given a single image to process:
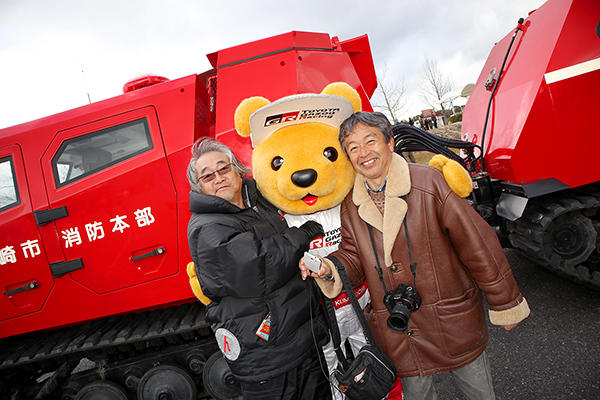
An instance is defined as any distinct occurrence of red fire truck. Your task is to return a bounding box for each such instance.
[462,0,600,288]
[393,0,599,289]
[0,31,376,399]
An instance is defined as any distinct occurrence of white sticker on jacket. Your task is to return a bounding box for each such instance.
[215,328,241,361]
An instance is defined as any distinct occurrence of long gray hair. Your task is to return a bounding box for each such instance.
[186,137,249,192]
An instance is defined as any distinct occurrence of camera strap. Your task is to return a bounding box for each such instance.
[367,215,417,293]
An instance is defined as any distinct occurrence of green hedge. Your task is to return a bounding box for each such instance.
[448,113,462,124]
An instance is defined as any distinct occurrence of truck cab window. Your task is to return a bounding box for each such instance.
[0,157,20,212]
[52,118,153,187]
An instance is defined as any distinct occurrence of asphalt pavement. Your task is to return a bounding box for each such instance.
[432,249,600,400]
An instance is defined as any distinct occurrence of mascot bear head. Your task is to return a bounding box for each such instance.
[234,82,361,215]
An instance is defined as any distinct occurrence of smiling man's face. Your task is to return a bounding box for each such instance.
[343,122,395,189]
[195,151,243,207]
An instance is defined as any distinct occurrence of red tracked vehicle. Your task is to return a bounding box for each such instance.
[462,0,600,288]
[0,31,376,399]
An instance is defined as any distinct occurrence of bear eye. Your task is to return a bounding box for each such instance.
[323,147,338,162]
[271,156,284,171]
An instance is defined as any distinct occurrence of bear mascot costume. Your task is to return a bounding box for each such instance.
[188,81,472,399]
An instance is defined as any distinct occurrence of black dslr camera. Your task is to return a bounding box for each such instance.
[383,284,422,332]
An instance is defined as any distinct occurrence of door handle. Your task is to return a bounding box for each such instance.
[4,280,39,296]
[131,247,165,261]
[34,206,68,226]
[50,258,84,278]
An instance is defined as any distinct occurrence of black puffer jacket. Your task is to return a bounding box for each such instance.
[187,178,327,382]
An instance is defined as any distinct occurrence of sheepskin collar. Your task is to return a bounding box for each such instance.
[352,153,411,265]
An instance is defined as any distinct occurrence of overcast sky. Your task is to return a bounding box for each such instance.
[0,0,546,129]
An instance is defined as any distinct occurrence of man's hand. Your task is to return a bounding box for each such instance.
[299,221,325,241]
[299,255,332,280]
[503,323,518,331]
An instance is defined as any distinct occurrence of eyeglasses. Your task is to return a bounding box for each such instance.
[198,163,233,183]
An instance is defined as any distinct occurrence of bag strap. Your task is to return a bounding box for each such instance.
[320,290,351,369]
[328,256,376,346]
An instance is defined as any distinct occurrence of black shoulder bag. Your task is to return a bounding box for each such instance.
[325,256,396,400]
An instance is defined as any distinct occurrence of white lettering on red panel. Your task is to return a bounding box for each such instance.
[0,206,159,264]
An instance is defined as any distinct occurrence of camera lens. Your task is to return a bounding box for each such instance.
[387,314,409,332]
[387,303,411,332]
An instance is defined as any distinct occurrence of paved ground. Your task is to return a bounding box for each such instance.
[432,249,600,400]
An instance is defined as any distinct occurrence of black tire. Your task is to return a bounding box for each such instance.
[137,365,196,400]
[544,212,596,268]
[74,381,128,400]
[202,352,242,400]
[507,192,600,290]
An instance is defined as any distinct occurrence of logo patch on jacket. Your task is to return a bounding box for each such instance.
[215,328,241,361]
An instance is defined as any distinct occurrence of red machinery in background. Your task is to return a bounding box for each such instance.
[462,0,600,288]
[392,0,599,289]
[3,1,596,397]
[0,31,376,399]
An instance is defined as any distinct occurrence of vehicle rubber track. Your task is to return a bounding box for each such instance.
[0,301,211,372]
[506,190,600,290]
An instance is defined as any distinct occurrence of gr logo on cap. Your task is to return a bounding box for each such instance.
[248,94,353,148]
[233,82,362,148]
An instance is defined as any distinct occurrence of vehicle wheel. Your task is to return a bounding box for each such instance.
[137,365,196,400]
[74,381,128,400]
[545,213,597,267]
[202,352,242,400]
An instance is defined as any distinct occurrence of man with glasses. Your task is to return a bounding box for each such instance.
[187,137,331,400]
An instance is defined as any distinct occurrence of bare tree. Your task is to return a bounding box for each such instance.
[372,66,416,161]
[421,57,455,122]
[373,66,407,124]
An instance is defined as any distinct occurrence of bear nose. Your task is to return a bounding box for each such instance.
[291,169,317,188]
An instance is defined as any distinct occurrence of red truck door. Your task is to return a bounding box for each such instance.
[0,145,54,321]
[39,107,179,295]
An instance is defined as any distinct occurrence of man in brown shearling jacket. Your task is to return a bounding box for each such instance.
[300,112,530,400]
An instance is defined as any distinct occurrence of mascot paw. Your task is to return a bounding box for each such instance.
[429,155,473,198]
[186,262,212,305]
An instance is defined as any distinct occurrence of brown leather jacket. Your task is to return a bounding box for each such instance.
[318,154,529,377]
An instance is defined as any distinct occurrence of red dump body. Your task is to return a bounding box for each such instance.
[462,0,600,189]
[0,31,376,339]
[210,31,376,166]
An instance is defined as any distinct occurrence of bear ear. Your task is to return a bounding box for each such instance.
[321,82,362,112]
[234,96,271,137]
